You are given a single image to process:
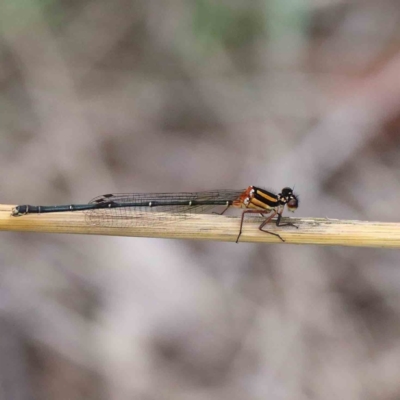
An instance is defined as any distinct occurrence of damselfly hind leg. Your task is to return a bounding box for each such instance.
[259,225,284,242]
[212,204,230,215]
[236,210,276,243]
[259,213,298,242]
[258,211,285,242]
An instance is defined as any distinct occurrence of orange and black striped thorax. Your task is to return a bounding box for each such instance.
[233,186,280,211]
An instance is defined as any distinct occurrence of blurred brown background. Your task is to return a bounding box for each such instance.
[1,1,400,399]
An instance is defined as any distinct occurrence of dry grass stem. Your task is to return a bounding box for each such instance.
[1,204,399,248]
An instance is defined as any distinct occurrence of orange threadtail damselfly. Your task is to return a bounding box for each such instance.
[12,186,299,242]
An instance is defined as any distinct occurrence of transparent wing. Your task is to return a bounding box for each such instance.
[85,190,244,227]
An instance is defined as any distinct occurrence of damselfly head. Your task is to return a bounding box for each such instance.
[280,187,299,212]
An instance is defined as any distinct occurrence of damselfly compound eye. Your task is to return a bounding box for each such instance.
[287,197,298,211]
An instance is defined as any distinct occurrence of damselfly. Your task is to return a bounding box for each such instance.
[11,186,299,242]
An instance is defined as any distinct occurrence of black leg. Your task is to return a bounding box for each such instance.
[236,210,298,243]
[213,204,230,215]
[259,213,285,242]
[275,213,298,229]
[236,210,275,243]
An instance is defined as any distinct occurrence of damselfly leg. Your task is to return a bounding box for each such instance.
[270,212,298,229]
[212,204,231,215]
[236,209,298,243]
[236,209,275,243]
